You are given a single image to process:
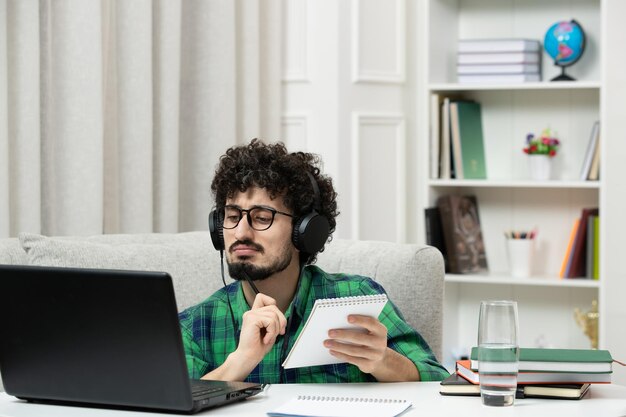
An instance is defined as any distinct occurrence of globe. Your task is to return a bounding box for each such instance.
[544,20,586,81]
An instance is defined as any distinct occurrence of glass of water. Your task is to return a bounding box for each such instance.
[477,300,519,407]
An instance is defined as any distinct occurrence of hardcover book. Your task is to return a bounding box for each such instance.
[580,121,600,180]
[457,52,540,65]
[456,360,611,385]
[457,63,540,75]
[449,101,487,179]
[593,216,600,280]
[458,73,540,84]
[469,347,613,373]
[430,93,443,179]
[568,208,600,278]
[560,219,580,278]
[436,195,488,274]
[440,372,591,400]
[424,207,449,273]
[439,97,452,179]
[586,215,597,278]
[588,130,601,181]
[457,39,541,53]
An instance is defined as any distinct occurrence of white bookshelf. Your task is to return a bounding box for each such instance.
[428,179,600,189]
[430,81,601,92]
[417,0,609,372]
[445,273,600,289]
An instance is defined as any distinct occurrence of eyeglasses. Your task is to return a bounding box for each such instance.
[221,205,294,231]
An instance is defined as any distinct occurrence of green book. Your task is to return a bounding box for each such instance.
[593,216,600,280]
[586,215,596,278]
[451,101,487,179]
[470,347,613,373]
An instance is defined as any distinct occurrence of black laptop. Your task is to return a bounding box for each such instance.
[0,264,262,413]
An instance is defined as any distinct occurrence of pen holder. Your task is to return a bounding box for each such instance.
[506,238,534,278]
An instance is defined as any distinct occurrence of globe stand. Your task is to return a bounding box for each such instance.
[544,19,585,83]
[551,65,576,82]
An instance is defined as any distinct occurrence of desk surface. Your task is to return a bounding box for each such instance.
[1,382,626,417]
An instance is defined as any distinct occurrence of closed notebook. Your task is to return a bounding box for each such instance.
[439,372,481,396]
[470,347,613,373]
[440,372,590,400]
[282,294,388,369]
[268,395,411,417]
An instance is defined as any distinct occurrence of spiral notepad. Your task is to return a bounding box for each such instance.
[282,294,388,369]
[267,394,411,417]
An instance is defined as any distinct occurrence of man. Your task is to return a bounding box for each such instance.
[179,139,449,383]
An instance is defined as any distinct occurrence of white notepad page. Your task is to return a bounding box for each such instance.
[282,294,388,369]
[267,394,411,417]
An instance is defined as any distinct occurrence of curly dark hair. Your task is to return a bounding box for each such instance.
[211,139,339,263]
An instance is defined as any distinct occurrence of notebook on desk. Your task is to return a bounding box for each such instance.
[0,265,262,414]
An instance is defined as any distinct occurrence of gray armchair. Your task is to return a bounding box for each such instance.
[0,232,444,392]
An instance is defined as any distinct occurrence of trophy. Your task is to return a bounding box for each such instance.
[574,300,599,349]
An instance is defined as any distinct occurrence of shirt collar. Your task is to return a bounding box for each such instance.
[232,265,315,320]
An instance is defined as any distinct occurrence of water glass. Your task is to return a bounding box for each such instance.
[477,300,520,407]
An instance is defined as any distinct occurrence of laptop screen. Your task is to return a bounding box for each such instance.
[0,265,195,411]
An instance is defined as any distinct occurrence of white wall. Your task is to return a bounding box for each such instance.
[281,0,415,242]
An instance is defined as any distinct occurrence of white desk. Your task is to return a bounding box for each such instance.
[1,382,626,417]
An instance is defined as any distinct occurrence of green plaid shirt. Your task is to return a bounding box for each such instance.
[179,265,449,383]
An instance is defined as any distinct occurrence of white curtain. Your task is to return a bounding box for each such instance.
[0,0,282,238]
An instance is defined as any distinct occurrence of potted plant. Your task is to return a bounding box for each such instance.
[524,129,560,180]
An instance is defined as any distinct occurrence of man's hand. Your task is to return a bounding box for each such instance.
[202,293,286,381]
[324,315,420,382]
[237,293,287,363]
[323,315,388,374]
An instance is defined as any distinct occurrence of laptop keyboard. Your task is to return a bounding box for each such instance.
[191,381,225,398]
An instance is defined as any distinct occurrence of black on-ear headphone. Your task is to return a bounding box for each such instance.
[208,171,330,255]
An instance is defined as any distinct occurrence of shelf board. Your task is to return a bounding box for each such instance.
[445,273,600,288]
[429,81,601,92]
[427,179,600,189]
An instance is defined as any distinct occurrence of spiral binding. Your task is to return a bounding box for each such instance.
[315,294,388,308]
[296,395,406,403]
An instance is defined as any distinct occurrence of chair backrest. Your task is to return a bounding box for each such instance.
[0,232,444,392]
[316,239,444,360]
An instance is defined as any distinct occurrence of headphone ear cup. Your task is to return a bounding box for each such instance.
[292,212,330,254]
[208,209,225,251]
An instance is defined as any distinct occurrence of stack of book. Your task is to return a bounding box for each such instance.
[440,347,613,400]
[457,39,542,84]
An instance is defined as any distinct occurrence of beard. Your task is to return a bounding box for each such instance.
[227,239,294,282]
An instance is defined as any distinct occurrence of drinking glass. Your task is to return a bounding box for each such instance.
[477,300,519,407]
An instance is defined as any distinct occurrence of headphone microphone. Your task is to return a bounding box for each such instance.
[208,171,330,256]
